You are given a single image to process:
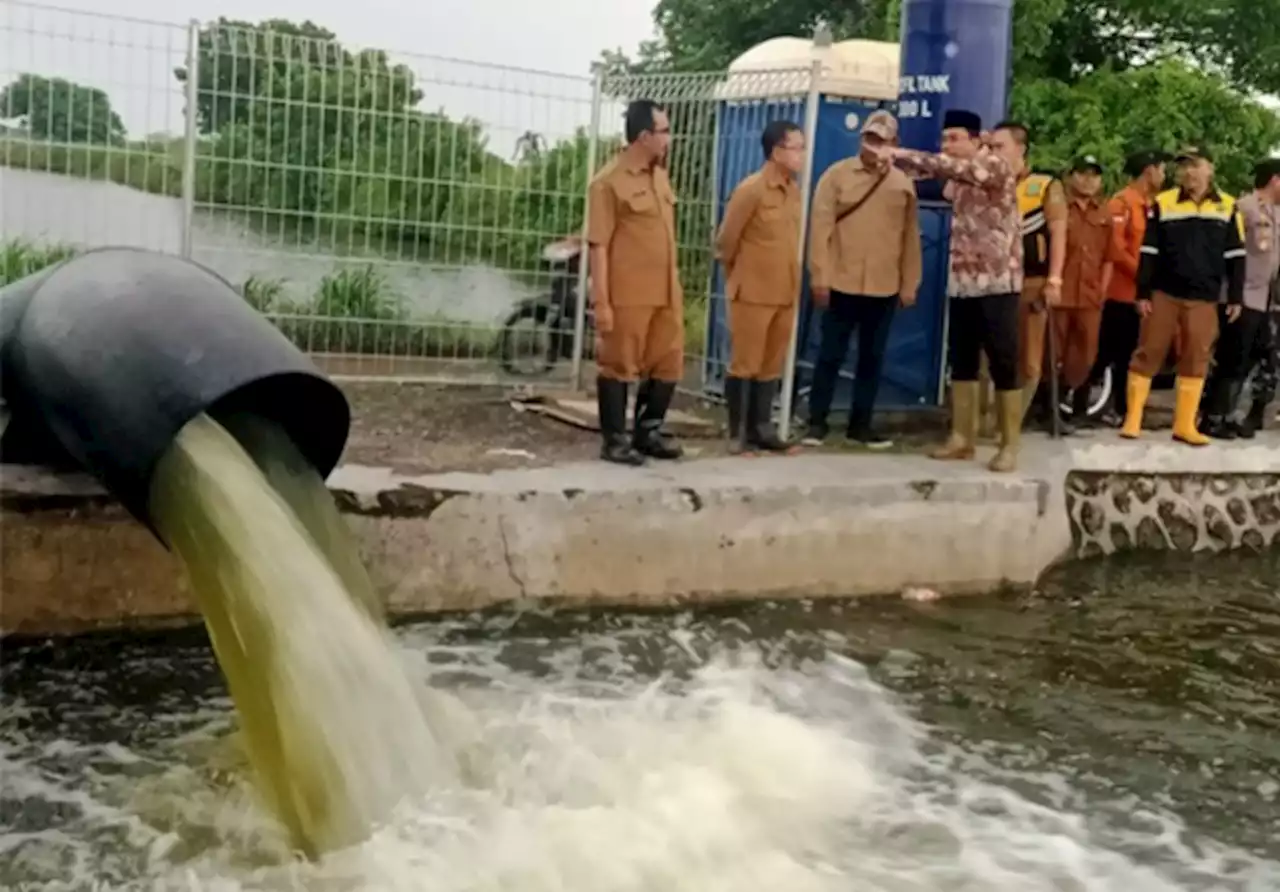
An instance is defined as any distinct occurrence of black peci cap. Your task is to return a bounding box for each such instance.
[942,109,982,134]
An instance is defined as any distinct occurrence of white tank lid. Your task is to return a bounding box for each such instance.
[717,37,900,102]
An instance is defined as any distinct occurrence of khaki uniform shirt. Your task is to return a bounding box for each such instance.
[587,156,682,308]
[1060,194,1115,309]
[715,163,803,306]
[808,157,922,299]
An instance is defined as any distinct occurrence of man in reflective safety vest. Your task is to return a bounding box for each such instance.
[1121,146,1247,445]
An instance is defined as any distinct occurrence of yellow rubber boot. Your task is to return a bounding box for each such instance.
[988,390,1022,473]
[1119,373,1152,439]
[931,380,979,461]
[1018,380,1040,429]
[1172,377,1211,446]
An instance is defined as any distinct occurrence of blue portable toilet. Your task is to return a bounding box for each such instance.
[704,3,1014,420]
[704,37,951,414]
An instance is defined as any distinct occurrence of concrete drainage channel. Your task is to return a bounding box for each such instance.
[2,437,1278,636]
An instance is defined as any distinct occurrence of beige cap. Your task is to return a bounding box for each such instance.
[861,110,898,141]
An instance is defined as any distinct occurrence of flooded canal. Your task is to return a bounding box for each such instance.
[2,550,1278,890]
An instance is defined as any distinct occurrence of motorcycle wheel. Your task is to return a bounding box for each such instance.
[498,303,558,376]
[1060,367,1114,421]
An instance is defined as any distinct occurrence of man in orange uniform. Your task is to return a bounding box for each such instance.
[1051,155,1115,422]
[1094,150,1170,426]
[716,120,806,452]
[588,99,684,466]
[1122,146,1246,445]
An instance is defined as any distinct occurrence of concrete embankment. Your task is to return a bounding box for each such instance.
[2,436,1277,636]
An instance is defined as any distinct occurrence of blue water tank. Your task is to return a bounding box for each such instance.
[897,0,1015,152]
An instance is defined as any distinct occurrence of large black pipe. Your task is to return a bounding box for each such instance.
[0,247,350,532]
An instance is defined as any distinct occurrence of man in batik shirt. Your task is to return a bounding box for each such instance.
[871,109,1024,472]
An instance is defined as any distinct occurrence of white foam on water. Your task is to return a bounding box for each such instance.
[5,645,1276,892]
[3,414,1277,891]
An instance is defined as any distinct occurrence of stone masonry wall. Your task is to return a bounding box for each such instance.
[1065,472,1280,556]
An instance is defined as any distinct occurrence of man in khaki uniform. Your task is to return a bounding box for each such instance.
[715,120,806,453]
[803,110,922,448]
[1051,155,1115,423]
[587,99,684,466]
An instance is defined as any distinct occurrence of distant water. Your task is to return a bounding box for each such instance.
[0,167,535,323]
[2,550,1278,890]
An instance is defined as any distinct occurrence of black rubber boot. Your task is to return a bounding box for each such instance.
[633,379,683,460]
[597,377,644,465]
[1239,400,1268,439]
[724,376,749,453]
[747,379,790,452]
[1201,378,1240,440]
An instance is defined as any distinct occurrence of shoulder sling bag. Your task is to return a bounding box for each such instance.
[835,171,890,224]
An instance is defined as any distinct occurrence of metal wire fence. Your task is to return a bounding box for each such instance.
[1,1,824,398]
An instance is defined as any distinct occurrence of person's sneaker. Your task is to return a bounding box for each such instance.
[800,424,827,447]
[847,429,895,450]
[1098,409,1123,429]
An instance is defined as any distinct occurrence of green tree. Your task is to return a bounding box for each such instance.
[614,0,1280,192]
[174,19,358,135]
[0,73,126,145]
[178,19,512,258]
[1012,62,1280,190]
[641,0,1280,95]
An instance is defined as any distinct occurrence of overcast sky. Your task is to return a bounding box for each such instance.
[2,0,658,148]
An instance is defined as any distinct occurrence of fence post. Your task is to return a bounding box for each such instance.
[180,19,200,260]
[570,65,605,393]
[777,60,823,441]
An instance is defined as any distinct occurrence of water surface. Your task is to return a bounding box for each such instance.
[2,551,1278,890]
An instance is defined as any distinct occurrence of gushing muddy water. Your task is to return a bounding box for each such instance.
[2,551,1278,890]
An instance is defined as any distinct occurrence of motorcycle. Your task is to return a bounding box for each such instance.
[498,236,594,376]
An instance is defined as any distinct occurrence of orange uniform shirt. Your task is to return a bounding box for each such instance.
[1106,185,1150,303]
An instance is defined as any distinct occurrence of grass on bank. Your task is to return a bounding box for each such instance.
[0,238,494,360]
[1,236,713,360]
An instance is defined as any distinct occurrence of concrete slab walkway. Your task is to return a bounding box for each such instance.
[2,430,1277,635]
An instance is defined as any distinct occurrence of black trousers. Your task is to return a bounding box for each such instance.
[1205,307,1274,416]
[1249,309,1278,407]
[1091,300,1142,415]
[806,291,898,434]
[949,292,1019,391]
[1211,306,1269,380]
